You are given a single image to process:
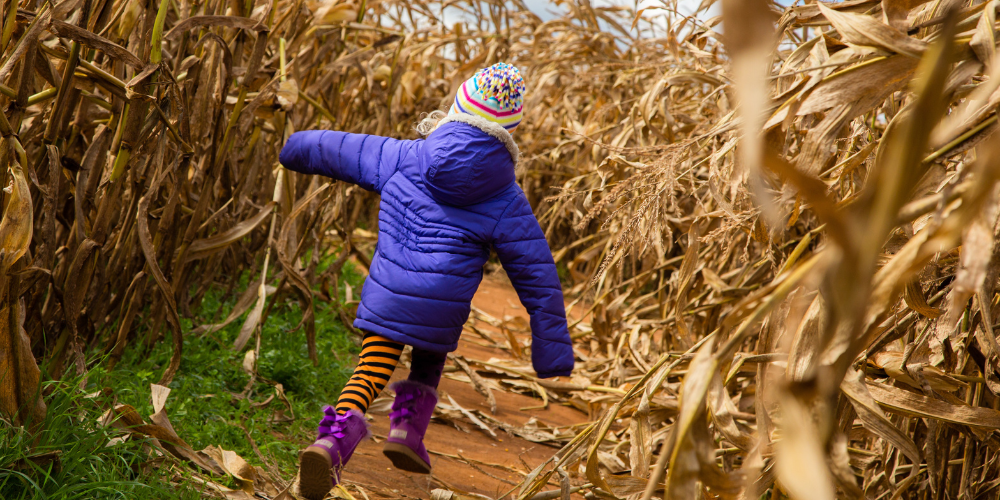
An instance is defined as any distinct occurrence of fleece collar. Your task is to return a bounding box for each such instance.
[437,113,520,164]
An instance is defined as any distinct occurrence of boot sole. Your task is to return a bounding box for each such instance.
[383,442,432,474]
[299,446,333,500]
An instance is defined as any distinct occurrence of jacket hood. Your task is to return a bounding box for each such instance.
[419,114,519,207]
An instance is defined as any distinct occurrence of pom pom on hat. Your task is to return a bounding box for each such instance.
[449,62,525,131]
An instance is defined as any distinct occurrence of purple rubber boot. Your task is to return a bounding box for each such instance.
[299,406,370,500]
[382,380,437,474]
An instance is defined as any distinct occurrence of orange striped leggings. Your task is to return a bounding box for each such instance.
[335,333,447,415]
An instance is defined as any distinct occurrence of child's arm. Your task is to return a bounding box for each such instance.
[492,191,574,379]
[279,130,418,193]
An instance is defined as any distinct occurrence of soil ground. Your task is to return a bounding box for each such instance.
[336,275,589,499]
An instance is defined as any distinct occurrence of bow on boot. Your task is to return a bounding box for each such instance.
[299,406,370,500]
[383,380,438,473]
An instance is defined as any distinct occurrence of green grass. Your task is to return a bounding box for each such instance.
[0,375,203,499]
[0,256,367,498]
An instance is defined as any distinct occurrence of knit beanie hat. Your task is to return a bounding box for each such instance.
[449,62,525,132]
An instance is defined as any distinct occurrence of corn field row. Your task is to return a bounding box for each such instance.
[2,0,1000,498]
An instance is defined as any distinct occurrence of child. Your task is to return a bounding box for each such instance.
[278,63,574,500]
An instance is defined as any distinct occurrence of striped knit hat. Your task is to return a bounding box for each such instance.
[449,62,525,132]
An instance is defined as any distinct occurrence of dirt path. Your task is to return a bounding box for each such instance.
[337,275,588,499]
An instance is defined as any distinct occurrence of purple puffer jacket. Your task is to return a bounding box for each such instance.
[279,114,574,378]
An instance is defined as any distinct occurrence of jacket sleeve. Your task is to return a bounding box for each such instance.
[278,130,417,193]
[491,191,574,378]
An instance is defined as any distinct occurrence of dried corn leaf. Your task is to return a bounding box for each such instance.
[841,368,921,471]
[867,380,1000,428]
[0,302,46,427]
[818,3,927,57]
[0,163,32,280]
[184,202,276,263]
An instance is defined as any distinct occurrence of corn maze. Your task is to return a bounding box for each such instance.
[2,0,1000,498]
